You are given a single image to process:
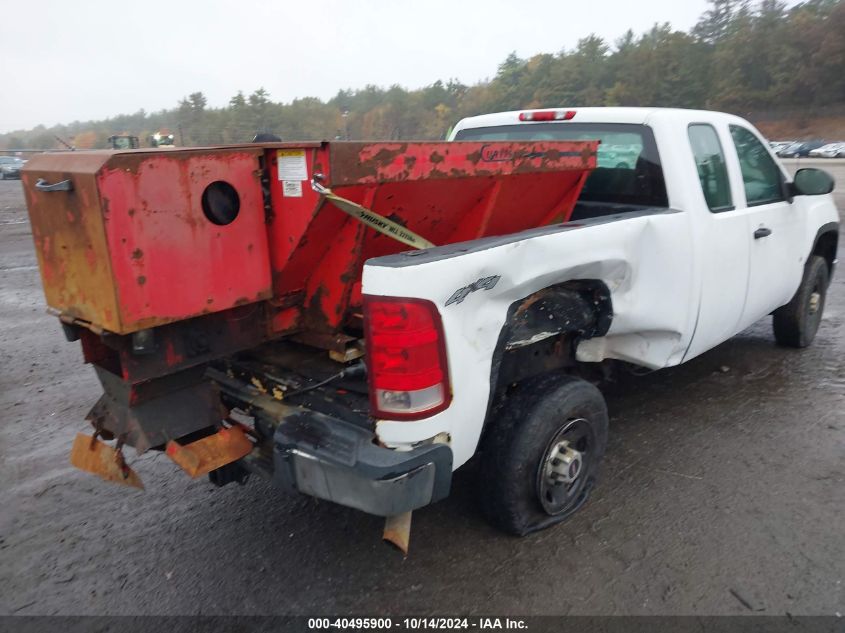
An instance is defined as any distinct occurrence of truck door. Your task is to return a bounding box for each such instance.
[684,123,751,360]
[727,125,804,329]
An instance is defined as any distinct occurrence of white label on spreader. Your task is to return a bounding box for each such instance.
[282,180,303,197]
[277,149,307,181]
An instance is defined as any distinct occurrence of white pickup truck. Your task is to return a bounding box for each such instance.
[24,107,838,543]
[361,107,839,535]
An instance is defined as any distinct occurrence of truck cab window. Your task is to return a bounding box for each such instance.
[729,125,785,206]
[454,123,668,210]
[688,124,733,212]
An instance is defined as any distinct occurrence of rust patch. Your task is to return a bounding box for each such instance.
[137,275,146,285]
[165,427,253,479]
[131,248,143,260]
[69,433,144,489]
[386,213,408,228]
[300,283,332,334]
[515,288,552,317]
[85,247,97,271]
[371,146,407,165]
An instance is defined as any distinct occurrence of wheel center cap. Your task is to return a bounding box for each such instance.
[545,441,583,486]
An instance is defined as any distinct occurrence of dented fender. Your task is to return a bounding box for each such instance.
[362,208,696,468]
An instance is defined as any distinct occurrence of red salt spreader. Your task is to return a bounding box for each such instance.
[21,139,596,504]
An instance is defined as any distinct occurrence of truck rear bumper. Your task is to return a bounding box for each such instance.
[271,410,453,517]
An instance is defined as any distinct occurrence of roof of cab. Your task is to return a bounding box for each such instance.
[451,107,743,136]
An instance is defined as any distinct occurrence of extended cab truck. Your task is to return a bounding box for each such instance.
[22,108,838,542]
[363,107,839,534]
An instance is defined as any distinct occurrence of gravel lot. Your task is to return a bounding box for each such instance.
[0,159,843,616]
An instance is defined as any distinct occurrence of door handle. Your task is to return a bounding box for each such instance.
[754,227,772,239]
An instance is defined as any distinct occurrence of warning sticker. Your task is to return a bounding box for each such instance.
[277,149,308,181]
[282,180,303,197]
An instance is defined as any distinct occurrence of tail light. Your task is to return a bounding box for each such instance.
[363,295,451,420]
[519,110,576,122]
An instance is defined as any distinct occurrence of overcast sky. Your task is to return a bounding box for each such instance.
[1,0,719,133]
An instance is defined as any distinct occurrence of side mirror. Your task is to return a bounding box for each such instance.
[791,168,835,196]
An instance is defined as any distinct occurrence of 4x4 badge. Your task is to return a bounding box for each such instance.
[445,275,501,306]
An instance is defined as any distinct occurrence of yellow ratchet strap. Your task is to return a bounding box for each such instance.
[311,180,436,250]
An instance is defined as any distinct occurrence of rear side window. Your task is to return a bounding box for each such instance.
[453,122,668,208]
[729,125,785,206]
[688,124,733,212]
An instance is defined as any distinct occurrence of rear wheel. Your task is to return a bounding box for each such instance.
[478,373,608,536]
[773,255,829,348]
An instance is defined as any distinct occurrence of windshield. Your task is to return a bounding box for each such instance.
[454,122,668,208]
[0,157,22,164]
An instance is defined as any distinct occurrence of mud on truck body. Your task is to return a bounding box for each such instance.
[22,107,838,547]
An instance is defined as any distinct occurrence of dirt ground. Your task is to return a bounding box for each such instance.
[0,160,843,617]
[755,117,845,142]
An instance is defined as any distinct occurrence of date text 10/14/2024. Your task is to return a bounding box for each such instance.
[307,617,528,630]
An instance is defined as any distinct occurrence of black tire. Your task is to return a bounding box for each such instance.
[773,255,829,348]
[478,373,609,536]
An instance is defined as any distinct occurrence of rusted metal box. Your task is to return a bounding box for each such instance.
[23,148,273,334]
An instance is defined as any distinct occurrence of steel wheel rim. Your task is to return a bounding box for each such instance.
[809,289,821,316]
[536,417,594,515]
[807,280,824,338]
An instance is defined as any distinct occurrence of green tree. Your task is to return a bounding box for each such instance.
[694,0,742,43]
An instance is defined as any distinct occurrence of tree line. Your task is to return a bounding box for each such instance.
[2,0,842,150]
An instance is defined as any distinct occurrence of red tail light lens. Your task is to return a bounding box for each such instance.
[364,295,451,420]
[519,110,576,122]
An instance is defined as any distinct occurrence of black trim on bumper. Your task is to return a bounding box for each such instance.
[273,410,452,516]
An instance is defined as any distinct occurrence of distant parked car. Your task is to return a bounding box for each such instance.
[777,140,826,158]
[0,156,25,179]
[809,142,845,158]
[597,143,642,169]
[769,140,793,153]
